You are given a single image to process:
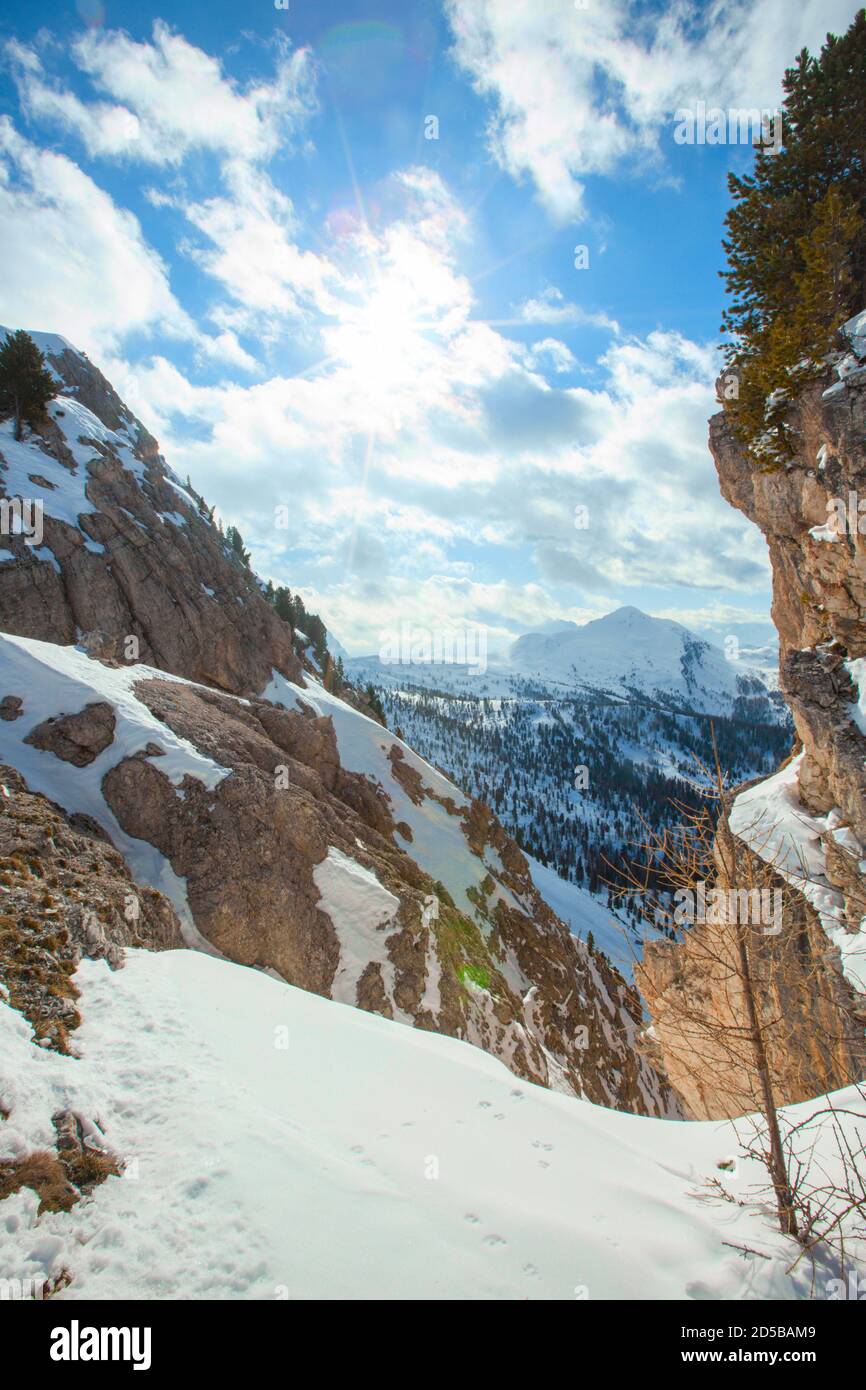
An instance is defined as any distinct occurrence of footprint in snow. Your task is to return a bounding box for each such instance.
[483,1234,507,1248]
[464,1213,480,1224]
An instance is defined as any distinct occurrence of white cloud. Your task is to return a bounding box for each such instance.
[0,119,192,355]
[0,120,257,366]
[169,159,342,332]
[529,339,576,374]
[518,287,619,333]
[0,14,775,647]
[113,296,768,653]
[445,0,860,219]
[6,23,317,166]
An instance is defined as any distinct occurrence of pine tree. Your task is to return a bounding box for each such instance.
[792,186,863,360]
[225,524,251,569]
[365,684,386,724]
[0,330,57,440]
[720,10,866,464]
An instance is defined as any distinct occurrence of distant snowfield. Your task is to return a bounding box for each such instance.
[1,948,862,1301]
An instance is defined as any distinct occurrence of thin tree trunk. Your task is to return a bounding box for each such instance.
[714,753,799,1241]
[734,909,800,1239]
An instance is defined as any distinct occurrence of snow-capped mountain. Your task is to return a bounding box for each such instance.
[348,606,785,723]
[509,606,773,714]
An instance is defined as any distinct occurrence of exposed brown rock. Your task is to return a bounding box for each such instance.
[0,1110,119,1215]
[24,701,116,767]
[388,744,425,804]
[0,343,302,697]
[0,337,673,1117]
[638,835,866,1120]
[0,763,183,1051]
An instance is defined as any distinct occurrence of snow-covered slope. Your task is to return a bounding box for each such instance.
[0,631,668,1111]
[2,946,862,1301]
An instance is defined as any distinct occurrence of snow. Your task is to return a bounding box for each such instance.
[730,755,866,993]
[32,545,61,573]
[809,521,842,543]
[845,658,866,736]
[841,309,866,362]
[0,325,83,363]
[528,856,642,982]
[0,946,862,1300]
[0,633,229,946]
[507,607,747,713]
[261,669,495,918]
[348,607,781,720]
[0,394,151,554]
[313,846,405,1016]
[824,310,866,396]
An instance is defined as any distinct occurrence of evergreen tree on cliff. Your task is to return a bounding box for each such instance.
[0,330,57,441]
[720,9,866,464]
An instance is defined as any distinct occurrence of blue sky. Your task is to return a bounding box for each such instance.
[0,0,860,654]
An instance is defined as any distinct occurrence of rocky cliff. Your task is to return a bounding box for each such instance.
[0,331,673,1117]
[0,330,301,696]
[639,313,866,1119]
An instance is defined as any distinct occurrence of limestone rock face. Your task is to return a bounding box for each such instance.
[640,322,866,1118]
[638,834,866,1120]
[0,340,301,696]
[711,329,866,908]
